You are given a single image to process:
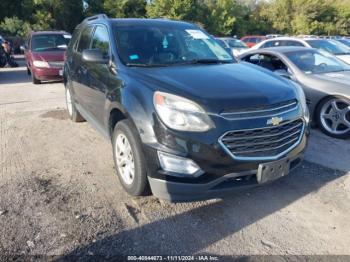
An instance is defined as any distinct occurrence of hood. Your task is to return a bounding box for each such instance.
[32,50,65,62]
[130,62,297,114]
[308,71,350,91]
[336,54,350,65]
[232,48,249,56]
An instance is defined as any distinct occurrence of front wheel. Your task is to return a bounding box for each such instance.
[316,96,350,139]
[32,73,41,84]
[112,119,149,196]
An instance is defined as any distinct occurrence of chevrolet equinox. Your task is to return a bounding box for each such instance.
[64,15,309,201]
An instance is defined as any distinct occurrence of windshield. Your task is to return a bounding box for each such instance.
[285,49,350,74]
[31,34,71,52]
[225,39,247,48]
[113,24,233,66]
[306,40,350,55]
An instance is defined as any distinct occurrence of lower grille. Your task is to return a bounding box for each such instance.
[219,118,304,160]
[48,61,64,68]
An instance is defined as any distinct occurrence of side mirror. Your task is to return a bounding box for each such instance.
[275,69,292,79]
[82,49,109,64]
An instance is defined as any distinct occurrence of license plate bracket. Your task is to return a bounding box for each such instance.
[257,158,290,184]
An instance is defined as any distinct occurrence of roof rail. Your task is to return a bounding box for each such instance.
[83,14,108,23]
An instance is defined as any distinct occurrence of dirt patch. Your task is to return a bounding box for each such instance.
[40,109,69,120]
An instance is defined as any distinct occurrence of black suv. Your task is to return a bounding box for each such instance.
[64,14,309,201]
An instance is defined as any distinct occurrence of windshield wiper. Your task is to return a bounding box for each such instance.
[171,59,234,66]
[125,63,169,67]
[188,59,233,64]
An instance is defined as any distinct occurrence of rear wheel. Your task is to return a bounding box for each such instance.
[112,119,149,196]
[65,86,85,122]
[316,96,350,139]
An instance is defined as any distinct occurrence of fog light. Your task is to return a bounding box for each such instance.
[157,151,203,177]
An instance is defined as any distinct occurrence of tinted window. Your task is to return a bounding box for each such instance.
[284,40,304,47]
[91,26,110,56]
[77,26,94,53]
[262,41,279,48]
[31,34,71,52]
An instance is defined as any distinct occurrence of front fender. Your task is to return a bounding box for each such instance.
[105,84,157,144]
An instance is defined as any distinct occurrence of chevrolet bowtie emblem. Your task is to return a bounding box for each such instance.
[267,116,283,126]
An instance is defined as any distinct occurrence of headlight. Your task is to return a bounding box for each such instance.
[33,60,50,68]
[153,91,214,132]
[293,82,310,123]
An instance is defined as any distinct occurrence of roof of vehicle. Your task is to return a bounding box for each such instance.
[241,35,266,39]
[111,18,193,27]
[262,36,306,41]
[80,15,195,28]
[259,46,314,53]
[240,46,316,57]
[30,31,70,36]
[217,37,241,41]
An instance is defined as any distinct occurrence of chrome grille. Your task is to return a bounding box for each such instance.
[220,99,298,120]
[219,119,304,160]
[48,61,64,68]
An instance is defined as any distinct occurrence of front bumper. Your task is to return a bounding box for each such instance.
[32,66,63,81]
[144,129,308,202]
[148,154,303,202]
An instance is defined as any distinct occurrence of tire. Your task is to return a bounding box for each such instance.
[65,85,85,122]
[316,96,350,139]
[32,73,41,84]
[112,119,149,196]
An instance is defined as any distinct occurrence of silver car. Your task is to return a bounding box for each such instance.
[239,47,350,139]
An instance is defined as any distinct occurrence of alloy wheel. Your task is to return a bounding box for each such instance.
[115,133,135,185]
[320,98,350,135]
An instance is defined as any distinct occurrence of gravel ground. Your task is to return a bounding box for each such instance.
[0,60,349,261]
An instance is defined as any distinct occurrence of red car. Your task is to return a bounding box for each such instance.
[240,35,267,48]
[25,31,71,84]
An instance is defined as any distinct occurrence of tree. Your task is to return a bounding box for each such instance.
[104,0,147,18]
[0,17,32,37]
[147,0,197,20]
[84,0,105,17]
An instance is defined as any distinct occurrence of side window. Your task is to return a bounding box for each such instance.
[284,41,304,47]
[77,26,94,53]
[91,26,110,56]
[262,41,278,48]
[244,53,288,72]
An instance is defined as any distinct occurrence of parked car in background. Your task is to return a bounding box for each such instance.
[239,47,350,139]
[336,38,350,48]
[64,15,309,201]
[251,37,350,64]
[24,31,71,84]
[266,34,283,39]
[215,37,248,57]
[240,35,266,48]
